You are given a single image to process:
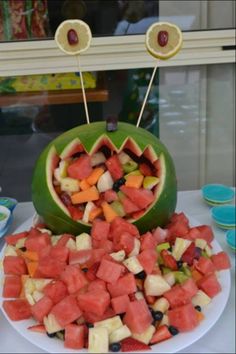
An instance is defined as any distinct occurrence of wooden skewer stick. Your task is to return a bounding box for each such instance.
[136,64,158,128]
[76,55,90,125]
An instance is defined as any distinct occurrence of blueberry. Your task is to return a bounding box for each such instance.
[112,177,126,192]
[86,322,94,328]
[46,332,56,338]
[109,342,121,352]
[168,325,179,336]
[177,260,183,269]
[152,311,163,321]
[82,267,88,273]
[135,270,146,280]
[195,305,202,312]
[19,247,26,252]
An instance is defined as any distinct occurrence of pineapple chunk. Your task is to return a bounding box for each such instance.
[172,238,192,261]
[110,250,126,262]
[159,314,169,326]
[44,313,63,334]
[143,176,159,190]
[76,233,92,250]
[88,327,109,353]
[205,244,213,257]
[32,290,44,302]
[132,325,155,345]
[94,316,123,335]
[4,245,17,256]
[51,235,63,246]
[144,274,171,296]
[123,256,143,274]
[54,160,69,182]
[66,238,77,251]
[61,177,80,193]
[195,238,207,250]
[163,272,176,287]
[26,293,35,306]
[109,325,131,344]
[152,297,170,313]
[128,238,141,257]
[118,151,131,165]
[15,237,27,249]
[192,290,211,308]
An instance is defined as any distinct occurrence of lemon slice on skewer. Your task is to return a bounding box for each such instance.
[55,20,92,55]
[145,22,183,60]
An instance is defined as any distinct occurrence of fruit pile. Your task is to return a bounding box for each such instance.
[53,147,160,224]
[2,212,231,353]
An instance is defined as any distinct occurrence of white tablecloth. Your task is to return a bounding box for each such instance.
[0,190,235,353]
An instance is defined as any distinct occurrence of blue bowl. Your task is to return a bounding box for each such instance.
[0,197,18,212]
[211,205,236,226]
[226,229,236,250]
[202,184,235,204]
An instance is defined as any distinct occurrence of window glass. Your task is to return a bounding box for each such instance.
[0,64,234,201]
[0,0,235,42]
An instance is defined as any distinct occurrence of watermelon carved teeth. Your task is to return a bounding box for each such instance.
[32,122,177,234]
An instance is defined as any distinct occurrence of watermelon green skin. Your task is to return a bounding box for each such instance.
[32,122,177,234]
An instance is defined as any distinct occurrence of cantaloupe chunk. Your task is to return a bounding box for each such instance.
[86,167,105,186]
[27,262,38,278]
[89,207,102,222]
[71,186,99,204]
[125,175,144,189]
[80,179,91,191]
[101,201,118,223]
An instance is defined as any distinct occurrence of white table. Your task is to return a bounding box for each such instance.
[0,190,235,353]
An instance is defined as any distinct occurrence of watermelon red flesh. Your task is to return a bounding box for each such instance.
[122,197,140,214]
[64,324,85,350]
[32,122,177,235]
[91,220,110,241]
[87,279,107,292]
[168,303,199,332]
[163,285,190,309]
[110,217,139,239]
[123,299,152,334]
[51,295,82,327]
[4,231,28,246]
[211,252,231,270]
[137,249,157,274]
[77,289,110,315]
[111,294,130,314]
[3,256,27,275]
[37,256,66,278]
[107,273,137,297]
[3,299,31,321]
[140,232,157,251]
[105,154,123,180]
[195,225,214,243]
[113,232,135,255]
[96,259,124,283]
[197,273,222,298]
[120,186,155,209]
[60,265,88,294]
[25,233,51,252]
[195,256,216,275]
[43,280,68,304]
[181,278,198,299]
[67,155,92,180]
[2,275,22,298]
[31,296,54,323]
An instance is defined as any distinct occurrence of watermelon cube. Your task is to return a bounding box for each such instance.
[3,275,22,298]
[51,295,82,327]
[67,155,92,180]
[181,278,198,299]
[111,294,130,314]
[77,289,110,316]
[91,220,110,241]
[123,299,152,334]
[137,249,157,274]
[140,232,157,251]
[37,256,66,278]
[211,252,231,270]
[195,256,216,275]
[31,296,54,323]
[163,285,190,309]
[3,256,27,275]
[96,259,124,283]
[168,303,199,332]
[3,299,31,321]
[43,280,68,304]
[197,273,222,298]
[65,324,85,349]
[110,217,139,239]
[120,186,155,209]
[107,273,137,297]
[25,232,51,252]
[60,265,88,294]
[113,232,135,255]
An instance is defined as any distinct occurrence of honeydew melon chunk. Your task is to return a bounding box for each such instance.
[109,325,131,344]
[124,170,142,180]
[51,235,63,246]
[88,327,109,353]
[151,297,170,313]
[144,274,171,296]
[118,151,131,165]
[191,290,211,307]
[128,238,141,257]
[76,232,92,250]
[65,238,77,251]
[54,160,69,182]
[195,238,207,250]
[123,160,138,173]
[164,272,176,286]
[97,171,113,193]
[159,314,169,327]
[94,316,123,335]
[61,177,80,193]
[134,291,144,300]
[172,238,192,261]
[32,290,44,302]
[205,244,213,257]
[143,176,160,190]
[132,325,155,345]
[110,200,126,217]
[156,242,171,253]
[91,152,106,167]
[123,256,144,274]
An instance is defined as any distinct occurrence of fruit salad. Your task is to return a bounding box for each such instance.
[1,212,231,353]
[53,146,161,225]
